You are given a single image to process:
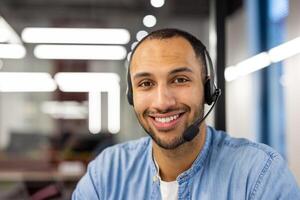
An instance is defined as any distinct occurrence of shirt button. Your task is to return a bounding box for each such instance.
[153,175,158,182]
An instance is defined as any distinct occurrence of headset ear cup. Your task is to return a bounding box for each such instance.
[204,79,215,105]
[127,88,133,106]
[126,84,134,106]
[126,69,134,106]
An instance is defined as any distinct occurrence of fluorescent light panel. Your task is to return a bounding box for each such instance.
[22,27,130,44]
[0,16,22,44]
[34,45,127,60]
[41,101,87,119]
[0,72,56,92]
[268,37,300,63]
[89,92,102,134]
[88,89,120,134]
[0,28,9,43]
[107,84,120,134]
[54,72,120,92]
[54,72,120,134]
[225,52,271,81]
[0,44,26,59]
[225,36,300,81]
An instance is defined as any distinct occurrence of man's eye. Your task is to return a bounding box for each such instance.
[174,77,189,84]
[139,81,153,88]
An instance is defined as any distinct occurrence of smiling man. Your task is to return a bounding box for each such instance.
[72,29,300,200]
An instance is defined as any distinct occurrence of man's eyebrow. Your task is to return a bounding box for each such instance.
[132,67,193,80]
[133,72,152,80]
[169,67,194,75]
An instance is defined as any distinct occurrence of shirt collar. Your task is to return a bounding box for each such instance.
[149,126,213,184]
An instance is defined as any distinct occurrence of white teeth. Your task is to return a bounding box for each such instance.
[155,114,179,123]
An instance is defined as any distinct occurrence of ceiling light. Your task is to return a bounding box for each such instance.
[136,30,148,41]
[107,83,120,134]
[268,36,300,63]
[236,52,271,71]
[0,72,56,92]
[54,72,120,92]
[225,52,271,81]
[131,41,138,50]
[150,0,165,8]
[0,28,9,43]
[54,72,120,134]
[0,44,26,59]
[22,27,130,44]
[34,45,127,60]
[88,90,120,134]
[89,92,102,134]
[41,101,87,119]
[127,51,132,62]
[225,36,300,81]
[0,16,22,44]
[143,15,157,28]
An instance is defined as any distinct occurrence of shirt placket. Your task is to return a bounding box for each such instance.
[177,175,191,200]
[150,174,161,200]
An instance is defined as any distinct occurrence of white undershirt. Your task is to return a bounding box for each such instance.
[160,179,179,200]
[154,157,179,200]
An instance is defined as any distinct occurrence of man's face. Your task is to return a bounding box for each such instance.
[130,37,205,149]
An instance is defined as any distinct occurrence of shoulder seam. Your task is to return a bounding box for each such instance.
[249,152,278,200]
[220,140,276,158]
[87,161,101,199]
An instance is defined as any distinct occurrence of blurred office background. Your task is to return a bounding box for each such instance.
[0,0,299,199]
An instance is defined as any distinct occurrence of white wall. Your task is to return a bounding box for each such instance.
[284,0,300,185]
[225,7,256,141]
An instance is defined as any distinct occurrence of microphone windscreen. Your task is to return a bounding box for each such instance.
[183,124,199,141]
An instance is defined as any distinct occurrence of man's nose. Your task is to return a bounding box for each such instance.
[151,84,176,112]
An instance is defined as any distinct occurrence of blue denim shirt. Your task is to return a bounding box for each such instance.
[72,126,300,199]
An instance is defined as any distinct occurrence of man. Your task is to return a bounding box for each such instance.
[72,28,300,199]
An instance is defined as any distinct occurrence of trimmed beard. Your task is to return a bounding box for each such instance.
[136,104,204,150]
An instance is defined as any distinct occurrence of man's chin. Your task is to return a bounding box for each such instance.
[139,121,187,149]
[151,133,185,150]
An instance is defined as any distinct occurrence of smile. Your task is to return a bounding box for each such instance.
[155,114,179,123]
[149,112,185,131]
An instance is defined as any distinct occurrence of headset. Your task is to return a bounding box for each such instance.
[126,32,221,142]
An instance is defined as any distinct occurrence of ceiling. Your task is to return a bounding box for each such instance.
[0,0,243,33]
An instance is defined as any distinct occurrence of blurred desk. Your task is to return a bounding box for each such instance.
[0,171,83,182]
[0,157,85,182]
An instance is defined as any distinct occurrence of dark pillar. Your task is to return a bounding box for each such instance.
[210,0,226,131]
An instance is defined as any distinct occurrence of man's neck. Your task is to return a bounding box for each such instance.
[152,124,207,182]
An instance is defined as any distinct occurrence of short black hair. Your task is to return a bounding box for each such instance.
[129,28,208,77]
